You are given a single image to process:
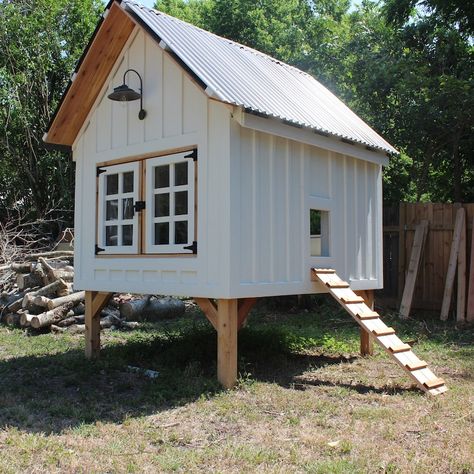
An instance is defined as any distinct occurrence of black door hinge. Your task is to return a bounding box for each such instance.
[134,200,146,212]
[95,244,105,254]
[184,149,198,161]
[183,240,197,254]
[96,167,106,177]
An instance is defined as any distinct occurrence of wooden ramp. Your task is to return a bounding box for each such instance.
[312,268,448,396]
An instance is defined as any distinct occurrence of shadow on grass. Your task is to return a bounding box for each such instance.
[0,322,366,434]
[1,301,469,435]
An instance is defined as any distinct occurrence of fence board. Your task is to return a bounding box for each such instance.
[380,203,474,314]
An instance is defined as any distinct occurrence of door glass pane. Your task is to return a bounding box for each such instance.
[154,165,169,188]
[105,225,118,246]
[155,222,169,245]
[155,193,170,217]
[122,198,134,219]
[174,191,188,215]
[106,174,118,195]
[175,221,188,244]
[175,162,188,186]
[123,172,134,193]
[106,200,118,220]
[122,225,133,246]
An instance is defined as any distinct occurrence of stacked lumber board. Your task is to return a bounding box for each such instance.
[312,268,448,396]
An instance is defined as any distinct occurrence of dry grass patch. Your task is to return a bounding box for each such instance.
[0,300,472,473]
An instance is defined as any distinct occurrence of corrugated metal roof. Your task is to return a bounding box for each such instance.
[122,0,397,155]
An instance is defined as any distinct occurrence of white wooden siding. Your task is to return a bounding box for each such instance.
[229,126,383,297]
[72,26,383,299]
[72,28,231,297]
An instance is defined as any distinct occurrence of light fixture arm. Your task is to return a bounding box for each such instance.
[123,68,146,120]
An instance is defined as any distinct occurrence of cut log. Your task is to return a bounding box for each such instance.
[30,301,75,329]
[119,295,151,320]
[3,313,20,327]
[120,296,185,321]
[38,257,74,283]
[67,324,86,334]
[11,263,34,273]
[51,325,66,333]
[33,295,53,308]
[47,291,85,310]
[73,303,85,315]
[20,313,35,327]
[25,251,74,261]
[16,273,43,291]
[21,279,66,309]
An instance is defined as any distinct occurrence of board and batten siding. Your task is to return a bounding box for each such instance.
[229,125,383,297]
[72,27,233,298]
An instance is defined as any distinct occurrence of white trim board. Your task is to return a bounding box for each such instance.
[234,110,390,167]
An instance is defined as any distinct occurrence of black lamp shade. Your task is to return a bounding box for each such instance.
[108,84,141,102]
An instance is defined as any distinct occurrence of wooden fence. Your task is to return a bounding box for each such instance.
[378,203,474,312]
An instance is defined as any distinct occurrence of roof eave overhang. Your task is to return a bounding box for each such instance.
[44,0,136,147]
[234,108,392,166]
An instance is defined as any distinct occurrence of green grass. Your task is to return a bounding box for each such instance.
[0,298,472,473]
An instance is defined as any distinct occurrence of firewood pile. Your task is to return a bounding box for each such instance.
[0,250,186,333]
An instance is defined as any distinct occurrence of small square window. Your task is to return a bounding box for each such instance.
[310,209,329,256]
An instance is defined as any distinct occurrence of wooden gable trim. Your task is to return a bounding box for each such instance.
[45,3,136,146]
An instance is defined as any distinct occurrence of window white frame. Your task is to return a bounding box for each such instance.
[97,162,140,254]
[145,152,195,254]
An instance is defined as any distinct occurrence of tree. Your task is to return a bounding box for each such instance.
[0,0,102,226]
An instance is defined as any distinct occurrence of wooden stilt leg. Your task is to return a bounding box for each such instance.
[356,290,374,356]
[217,299,238,388]
[85,291,113,359]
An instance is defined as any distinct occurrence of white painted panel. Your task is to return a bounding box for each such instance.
[288,141,303,282]
[238,128,254,282]
[344,156,356,280]
[127,30,145,146]
[255,133,272,282]
[206,101,231,288]
[183,78,205,134]
[162,54,182,138]
[272,136,287,282]
[96,93,112,152]
[111,56,128,150]
[144,33,163,142]
[308,146,330,198]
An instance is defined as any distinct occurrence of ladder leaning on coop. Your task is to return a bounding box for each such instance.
[312,268,448,396]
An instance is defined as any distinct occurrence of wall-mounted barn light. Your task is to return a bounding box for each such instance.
[108,69,147,120]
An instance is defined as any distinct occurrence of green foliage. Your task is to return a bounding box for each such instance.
[154,0,473,203]
[0,0,102,224]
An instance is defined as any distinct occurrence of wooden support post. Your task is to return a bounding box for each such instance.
[217,299,238,389]
[85,291,113,359]
[237,297,257,330]
[356,290,374,356]
[194,297,218,330]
